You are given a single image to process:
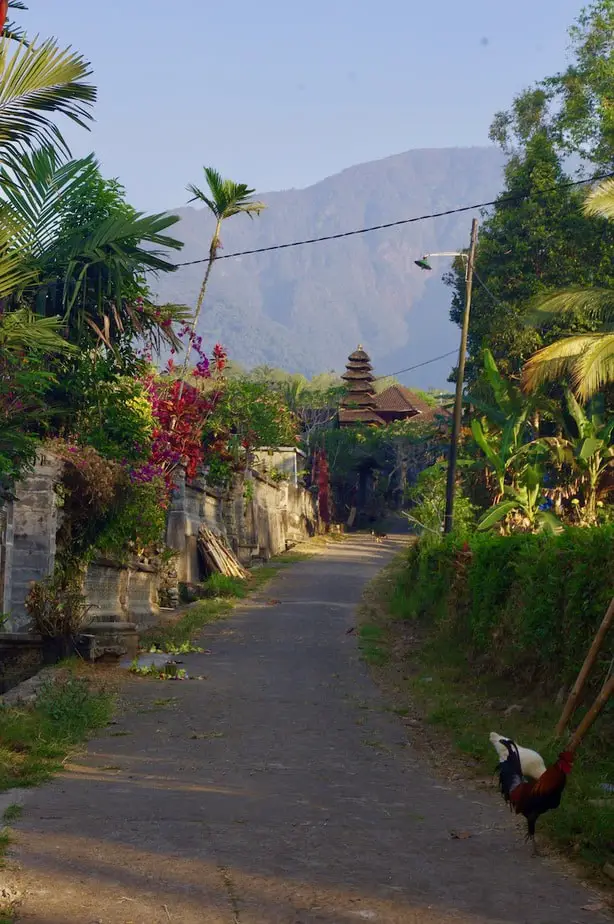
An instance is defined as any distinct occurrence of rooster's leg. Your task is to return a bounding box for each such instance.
[530,837,540,857]
[525,818,539,856]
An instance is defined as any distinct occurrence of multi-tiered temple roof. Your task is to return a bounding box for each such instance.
[338,346,383,427]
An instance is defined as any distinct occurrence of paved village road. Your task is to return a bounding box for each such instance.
[5,535,612,924]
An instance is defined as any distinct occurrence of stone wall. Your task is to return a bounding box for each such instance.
[252,447,307,486]
[170,468,318,578]
[81,560,160,629]
[0,501,14,618]
[0,453,318,635]
[0,633,44,694]
[6,453,61,632]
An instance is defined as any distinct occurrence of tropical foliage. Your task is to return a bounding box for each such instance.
[445,134,614,383]
[522,178,614,399]
[0,6,290,596]
[201,377,299,487]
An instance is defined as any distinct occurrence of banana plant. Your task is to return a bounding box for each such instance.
[477,462,563,534]
[468,348,538,498]
[533,388,614,522]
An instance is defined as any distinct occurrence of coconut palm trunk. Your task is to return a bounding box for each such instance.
[178,218,222,386]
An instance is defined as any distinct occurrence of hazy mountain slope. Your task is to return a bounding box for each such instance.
[154,146,505,386]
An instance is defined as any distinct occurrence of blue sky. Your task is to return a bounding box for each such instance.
[33,0,583,211]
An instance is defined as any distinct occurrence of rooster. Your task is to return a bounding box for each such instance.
[498,739,574,855]
[489,732,546,781]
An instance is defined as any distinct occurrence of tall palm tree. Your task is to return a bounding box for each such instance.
[522,178,614,400]
[179,167,265,379]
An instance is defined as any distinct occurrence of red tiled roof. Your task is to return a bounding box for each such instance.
[374,386,452,423]
[374,385,430,414]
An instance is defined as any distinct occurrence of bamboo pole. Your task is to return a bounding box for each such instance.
[555,596,614,737]
[567,674,614,753]
[198,528,249,579]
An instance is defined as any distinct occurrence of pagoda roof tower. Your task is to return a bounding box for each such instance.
[338,345,384,427]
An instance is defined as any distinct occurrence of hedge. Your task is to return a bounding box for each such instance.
[393,526,614,689]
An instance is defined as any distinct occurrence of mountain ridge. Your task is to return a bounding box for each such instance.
[154,145,506,387]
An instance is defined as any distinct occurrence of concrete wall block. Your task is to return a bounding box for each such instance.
[83,563,127,622]
[126,569,160,628]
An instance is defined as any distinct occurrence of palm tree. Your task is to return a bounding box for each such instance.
[179,167,265,378]
[522,178,614,400]
[0,146,190,352]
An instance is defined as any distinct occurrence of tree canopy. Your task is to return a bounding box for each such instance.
[445,133,614,381]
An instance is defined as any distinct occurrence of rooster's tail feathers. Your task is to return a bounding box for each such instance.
[498,739,523,802]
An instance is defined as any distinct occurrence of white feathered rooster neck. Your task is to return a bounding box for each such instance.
[490,732,547,781]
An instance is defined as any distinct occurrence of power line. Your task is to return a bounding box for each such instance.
[374,349,458,381]
[174,170,614,268]
[473,269,505,308]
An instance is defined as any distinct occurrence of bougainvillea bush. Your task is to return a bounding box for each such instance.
[139,336,228,487]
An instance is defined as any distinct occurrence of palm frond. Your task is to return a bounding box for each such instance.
[584,177,614,221]
[0,35,95,162]
[1,146,99,254]
[0,307,74,354]
[1,1,27,42]
[522,333,614,401]
[186,182,218,216]
[0,214,36,297]
[572,334,614,401]
[522,335,596,393]
[187,166,266,220]
[58,211,183,338]
[524,287,614,326]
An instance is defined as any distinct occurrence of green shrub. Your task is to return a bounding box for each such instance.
[394,526,614,689]
[94,478,167,560]
[0,676,114,791]
[405,461,477,539]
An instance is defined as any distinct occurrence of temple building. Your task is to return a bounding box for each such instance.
[338,345,444,428]
[338,346,381,427]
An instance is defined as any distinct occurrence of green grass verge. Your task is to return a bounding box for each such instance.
[359,559,614,875]
[0,676,114,792]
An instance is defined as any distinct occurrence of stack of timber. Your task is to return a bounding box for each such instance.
[197,526,249,579]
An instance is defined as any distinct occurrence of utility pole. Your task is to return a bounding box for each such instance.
[443,218,479,535]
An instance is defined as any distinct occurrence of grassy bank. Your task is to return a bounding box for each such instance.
[358,554,614,877]
[0,674,114,792]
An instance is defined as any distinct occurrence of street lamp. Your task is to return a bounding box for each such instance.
[415,219,479,534]
[414,252,469,278]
